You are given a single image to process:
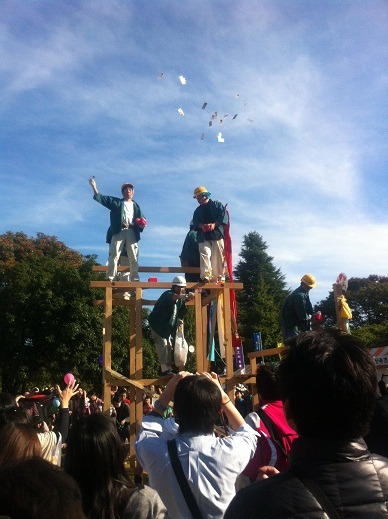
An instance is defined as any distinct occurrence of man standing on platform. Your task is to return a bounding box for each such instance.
[148,276,194,376]
[89,178,146,282]
[192,186,228,283]
[280,274,316,341]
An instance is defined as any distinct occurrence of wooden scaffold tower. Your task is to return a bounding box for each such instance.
[90,265,245,464]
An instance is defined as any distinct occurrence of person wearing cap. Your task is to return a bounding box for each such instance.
[89,178,146,282]
[280,274,316,341]
[148,276,194,376]
[192,186,229,282]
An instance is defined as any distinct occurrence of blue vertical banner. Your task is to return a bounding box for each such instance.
[253,332,263,351]
[234,345,245,371]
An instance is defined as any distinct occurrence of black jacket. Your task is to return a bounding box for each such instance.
[225,437,388,518]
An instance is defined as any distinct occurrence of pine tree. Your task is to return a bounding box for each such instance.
[234,232,287,351]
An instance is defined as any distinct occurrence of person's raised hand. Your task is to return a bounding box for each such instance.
[198,371,222,391]
[56,378,79,409]
[159,371,192,407]
[197,371,229,402]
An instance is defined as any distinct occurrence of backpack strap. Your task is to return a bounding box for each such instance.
[167,439,204,519]
[257,408,288,458]
[291,466,341,519]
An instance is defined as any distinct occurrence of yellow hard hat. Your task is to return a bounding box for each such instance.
[193,186,208,198]
[301,274,316,288]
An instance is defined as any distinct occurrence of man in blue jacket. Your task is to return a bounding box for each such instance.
[192,186,228,282]
[90,178,146,282]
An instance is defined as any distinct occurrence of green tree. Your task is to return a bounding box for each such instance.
[0,231,82,271]
[352,322,388,348]
[234,232,287,351]
[314,275,388,346]
[0,253,104,392]
[0,232,159,392]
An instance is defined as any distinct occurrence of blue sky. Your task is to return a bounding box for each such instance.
[1,0,387,305]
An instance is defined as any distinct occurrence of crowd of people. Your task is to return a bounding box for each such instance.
[1,330,387,518]
[1,182,386,516]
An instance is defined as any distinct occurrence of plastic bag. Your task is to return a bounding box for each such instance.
[338,295,352,319]
[174,323,188,368]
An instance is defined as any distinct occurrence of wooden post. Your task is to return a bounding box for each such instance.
[102,286,113,413]
[223,285,234,401]
[195,289,204,371]
[135,287,143,381]
[201,303,208,372]
[250,357,259,409]
[129,299,137,464]
[135,287,143,438]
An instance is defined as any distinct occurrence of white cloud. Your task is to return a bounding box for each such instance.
[1,0,386,312]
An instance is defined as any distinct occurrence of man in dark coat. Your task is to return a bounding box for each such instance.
[148,276,193,375]
[225,330,388,519]
[280,274,316,340]
[192,186,228,282]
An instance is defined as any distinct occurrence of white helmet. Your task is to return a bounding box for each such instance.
[172,276,186,287]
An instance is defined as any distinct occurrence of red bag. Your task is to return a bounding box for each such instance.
[243,402,298,481]
[135,217,147,228]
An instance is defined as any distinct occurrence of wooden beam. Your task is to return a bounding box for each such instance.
[247,346,289,358]
[93,265,200,273]
[90,281,244,290]
[93,298,194,307]
[105,367,153,396]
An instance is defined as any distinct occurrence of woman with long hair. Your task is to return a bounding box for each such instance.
[0,422,42,467]
[64,412,168,519]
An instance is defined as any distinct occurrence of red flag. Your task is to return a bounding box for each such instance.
[224,206,242,348]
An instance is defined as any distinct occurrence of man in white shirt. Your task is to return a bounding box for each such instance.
[135,372,258,519]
